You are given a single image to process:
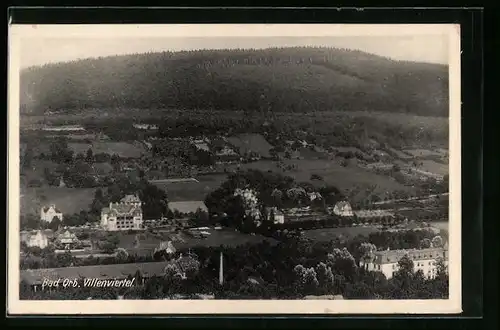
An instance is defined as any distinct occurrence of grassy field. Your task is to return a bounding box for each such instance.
[233,159,414,199]
[20,187,96,215]
[302,226,380,242]
[117,229,277,255]
[419,160,448,175]
[151,174,228,202]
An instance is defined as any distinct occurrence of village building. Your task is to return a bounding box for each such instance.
[360,247,449,280]
[264,207,285,224]
[154,240,177,256]
[20,230,54,249]
[55,230,80,250]
[100,195,144,231]
[133,123,158,130]
[354,209,395,219]
[40,204,63,223]
[331,201,354,217]
[164,253,200,280]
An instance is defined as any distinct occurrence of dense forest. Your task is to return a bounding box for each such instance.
[20,47,448,117]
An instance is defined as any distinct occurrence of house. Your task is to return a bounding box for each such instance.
[40,204,63,223]
[20,230,53,249]
[264,207,285,224]
[55,230,80,250]
[100,195,144,231]
[165,253,200,280]
[331,201,354,217]
[360,247,449,279]
[168,201,208,215]
[154,240,176,255]
[354,209,394,219]
[133,123,158,130]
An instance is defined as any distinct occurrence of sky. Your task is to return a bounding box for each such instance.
[19,35,449,69]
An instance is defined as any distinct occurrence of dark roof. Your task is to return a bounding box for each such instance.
[42,205,62,213]
[20,261,172,285]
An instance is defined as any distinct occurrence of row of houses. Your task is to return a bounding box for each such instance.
[20,229,80,250]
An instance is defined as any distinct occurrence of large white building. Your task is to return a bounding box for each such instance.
[21,230,52,249]
[332,201,354,217]
[360,247,449,279]
[40,205,63,223]
[100,195,144,231]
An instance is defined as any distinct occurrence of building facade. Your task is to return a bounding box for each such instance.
[360,247,449,279]
[21,230,51,249]
[331,201,354,217]
[100,195,143,231]
[55,230,80,249]
[40,204,63,223]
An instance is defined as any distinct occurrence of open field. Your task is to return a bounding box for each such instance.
[302,226,380,242]
[227,133,273,158]
[117,229,277,255]
[232,159,415,199]
[150,174,228,202]
[418,160,448,176]
[20,187,96,215]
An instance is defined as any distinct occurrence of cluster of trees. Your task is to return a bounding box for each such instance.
[21,47,448,117]
[20,229,449,300]
[204,169,344,229]
[89,176,168,220]
[20,214,62,231]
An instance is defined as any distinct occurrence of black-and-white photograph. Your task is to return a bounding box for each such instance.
[8,24,461,314]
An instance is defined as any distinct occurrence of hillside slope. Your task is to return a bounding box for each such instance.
[20,47,449,117]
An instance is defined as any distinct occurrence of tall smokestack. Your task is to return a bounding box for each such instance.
[219,251,224,286]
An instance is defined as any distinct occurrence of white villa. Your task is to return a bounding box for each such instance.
[21,230,52,249]
[360,247,449,279]
[100,195,144,231]
[40,205,63,223]
[265,207,285,224]
[331,201,354,217]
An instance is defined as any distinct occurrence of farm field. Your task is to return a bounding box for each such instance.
[20,187,96,215]
[302,226,380,242]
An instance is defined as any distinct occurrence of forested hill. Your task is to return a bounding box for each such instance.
[20,47,449,117]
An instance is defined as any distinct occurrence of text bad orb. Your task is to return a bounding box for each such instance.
[41,278,136,290]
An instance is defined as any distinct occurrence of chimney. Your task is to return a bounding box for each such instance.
[219,251,224,286]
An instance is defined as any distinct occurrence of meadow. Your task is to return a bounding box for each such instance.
[234,159,415,200]
[20,187,96,215]
[150,174,228,202]
[117,229,277,256]
[418,160,449,176]
[302,226,380,242]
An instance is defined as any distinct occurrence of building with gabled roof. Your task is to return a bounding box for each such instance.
[20,230,53,249]
[40,204,63,223]
[360,247,448,279]
[100,195,144,231]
